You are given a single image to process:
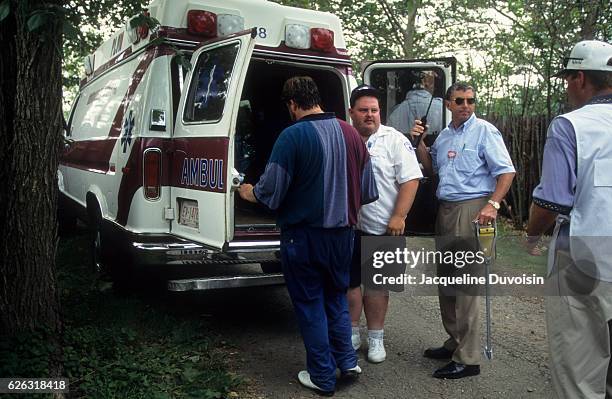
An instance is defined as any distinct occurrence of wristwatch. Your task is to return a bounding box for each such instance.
[487,199,500,210]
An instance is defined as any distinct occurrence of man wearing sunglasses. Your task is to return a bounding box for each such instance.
[410,82,515,379]
[526,40,612,399]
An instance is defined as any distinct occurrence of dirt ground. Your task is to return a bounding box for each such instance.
[168,284,554,399]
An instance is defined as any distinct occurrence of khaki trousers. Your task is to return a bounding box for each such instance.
[435,197,487,365]
[547,250,612,399]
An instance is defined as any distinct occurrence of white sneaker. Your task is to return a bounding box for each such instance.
[351,330,361,350]
[297,370,334,396]
[341,364,362,378]
[367,337,386,363]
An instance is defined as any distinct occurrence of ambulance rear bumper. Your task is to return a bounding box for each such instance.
[106,229,284,291]
[131,236,281,266]
[167,273,285,291]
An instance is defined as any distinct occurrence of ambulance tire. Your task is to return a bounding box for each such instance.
[260,261,282,274]
[88,202,132,294]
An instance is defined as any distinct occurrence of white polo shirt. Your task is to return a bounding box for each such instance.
[358,124,423,235]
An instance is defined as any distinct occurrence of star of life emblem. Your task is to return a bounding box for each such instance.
[121,110,135,153]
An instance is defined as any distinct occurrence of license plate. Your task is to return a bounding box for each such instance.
[179,199,199,228]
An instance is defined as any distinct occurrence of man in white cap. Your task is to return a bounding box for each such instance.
[526,40,612,398]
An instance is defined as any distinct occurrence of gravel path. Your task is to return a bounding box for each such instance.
[171,284,554,399]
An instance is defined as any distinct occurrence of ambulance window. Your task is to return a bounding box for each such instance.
[183,42,240,123]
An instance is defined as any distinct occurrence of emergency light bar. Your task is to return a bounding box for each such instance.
[285,24,310,49]
[310,28,334,52]
[126,12,152,45]
[285,24,335,53]
[187,10,245,38]
[218,14,245,37]
[126,19,140,44]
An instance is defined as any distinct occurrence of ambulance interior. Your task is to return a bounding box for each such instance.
[231,58,347,231]
[368,66,448,142]
[170,53,441,236]
[366,66,448,234]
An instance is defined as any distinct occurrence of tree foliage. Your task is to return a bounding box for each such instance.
[275,0,612,116]
[57,0,611,116]
[62,0,148,108]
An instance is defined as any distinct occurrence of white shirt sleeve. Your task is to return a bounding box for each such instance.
[391,130,423,184]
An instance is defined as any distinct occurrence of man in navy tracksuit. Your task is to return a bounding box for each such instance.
[239,76,378,395]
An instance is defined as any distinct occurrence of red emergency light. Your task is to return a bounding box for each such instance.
[137,10,150,39]
[310,28,334,52]
[188,10,217,38]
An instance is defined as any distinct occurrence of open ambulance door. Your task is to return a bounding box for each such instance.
[170,29,256,250]
[363,57,456,235]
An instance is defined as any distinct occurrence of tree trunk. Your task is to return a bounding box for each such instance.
[402,0,421,58]
[579,0,600,40]
[0,0,63,337]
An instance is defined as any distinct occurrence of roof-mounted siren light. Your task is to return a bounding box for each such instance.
[310,28,334,52]
[187,10,217,37]
[126,18,140,44]
[187,10,244,38]
[285,25,335,52]
[217,14,244,36]
[126,12,151,45]
[84,55,94,76]
[285,24,310,49]
[137,11,150,40]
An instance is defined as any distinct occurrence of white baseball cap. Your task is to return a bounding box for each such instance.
[554,40,612,77]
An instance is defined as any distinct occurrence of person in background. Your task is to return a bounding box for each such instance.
[526,40,612,399]
[388,70,444,136]
[238,76,378,396]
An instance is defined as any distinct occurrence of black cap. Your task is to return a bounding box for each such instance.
[350,84,380,107]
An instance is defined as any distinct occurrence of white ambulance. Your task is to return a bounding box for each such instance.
[59,0,455,291]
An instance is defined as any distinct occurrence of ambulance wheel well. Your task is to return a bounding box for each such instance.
[85,192,132,293]
[86,193,102,226]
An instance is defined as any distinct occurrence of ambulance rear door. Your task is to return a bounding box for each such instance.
[363,57,456,136]
[170,29,256,250]
[363,57,457,235]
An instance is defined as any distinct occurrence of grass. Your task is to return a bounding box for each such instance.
[495,219,548,275]
[405,218,548,276]
[0,226,242,398]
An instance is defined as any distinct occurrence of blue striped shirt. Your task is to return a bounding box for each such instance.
[254,113,378,229]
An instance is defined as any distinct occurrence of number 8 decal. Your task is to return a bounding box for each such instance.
[258,27,267,38]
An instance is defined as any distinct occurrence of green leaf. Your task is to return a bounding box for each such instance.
[0,0,9,22]
[63,20,80,39]
[27,12,47,32]
[129,14,160,30]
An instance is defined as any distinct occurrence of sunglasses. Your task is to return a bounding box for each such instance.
[452,97,476,105]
